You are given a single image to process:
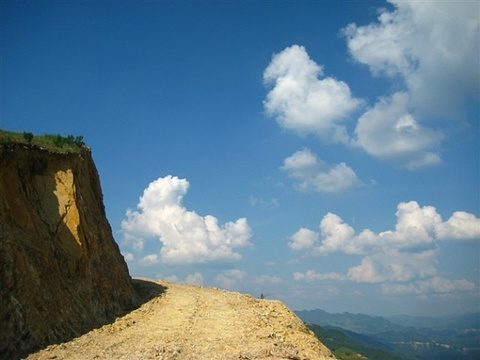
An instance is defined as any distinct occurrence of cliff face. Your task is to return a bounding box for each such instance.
[0,144,136,359]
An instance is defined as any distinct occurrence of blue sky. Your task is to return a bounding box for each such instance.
[2,0,479,316]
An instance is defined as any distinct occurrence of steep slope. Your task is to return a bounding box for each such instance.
[0,142,136,359]
[0,136,336,359]
[28,279,336,360]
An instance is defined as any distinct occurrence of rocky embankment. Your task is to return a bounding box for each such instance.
[28,278,336,360]
[0,143,136,359]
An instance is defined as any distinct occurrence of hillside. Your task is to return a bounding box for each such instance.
[27,278,336,360]
[295,309,405,334]
[0,131,336,360]
[297,309,480,360]
[307,324,414,360]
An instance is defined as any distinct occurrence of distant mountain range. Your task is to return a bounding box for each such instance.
[295,309,480,360]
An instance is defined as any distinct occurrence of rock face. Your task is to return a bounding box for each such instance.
[0,144,136,359]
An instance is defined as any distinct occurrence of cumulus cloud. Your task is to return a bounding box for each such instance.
[289,227,319,251]
[291,201,479,257]
[121,176,252,265]
[343,1,479,168]
[347,249,438,283]
[264,3,478,169]
[263,45,363,143]
[294,249,438,285]
[343,1,479,118]
[290,212,376,255]
[281,148,360,193]
[354,92,444,169]
[435,212,480,241]
[290,201,479,287]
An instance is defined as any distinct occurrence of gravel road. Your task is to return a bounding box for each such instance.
[27,278,335,360]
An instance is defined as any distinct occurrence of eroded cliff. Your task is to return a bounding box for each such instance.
[0,143,136,359]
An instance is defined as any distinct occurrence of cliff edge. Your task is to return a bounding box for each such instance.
[0,142,136,359]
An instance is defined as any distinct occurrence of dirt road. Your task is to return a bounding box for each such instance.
[27,278,335,360]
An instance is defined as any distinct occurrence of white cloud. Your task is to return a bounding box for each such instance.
[343,1,479,168]
[253,275,282,285]
[263,45,363,143]
[289,212,377,256]
[281,148,319,178]
[435,211,480,241]
[184,272,204,286]
[293,270,345,282]
[123,252,135,262]
[215,269,247,289]
[346,258,384,283]
[289,227,319,251]
[263,3,478,169]
[354,92,444,169]
[347,249,438,284]
[379,201,440,252]
[289,201,479,285]
[382,277,476,295]
[121,176,252,265]
[139,254,160,266]
[163,274,179,283]
[343,1,479,118]
[317,212,358,254]
[249,196,279,209]
[281,148,360,193]
[291,201,479,257]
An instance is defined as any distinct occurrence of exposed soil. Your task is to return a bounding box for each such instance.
[27,278,335,360]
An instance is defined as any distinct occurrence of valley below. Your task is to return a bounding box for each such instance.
[296,309,480,360]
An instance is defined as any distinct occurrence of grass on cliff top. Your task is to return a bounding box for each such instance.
[0,129,88,154]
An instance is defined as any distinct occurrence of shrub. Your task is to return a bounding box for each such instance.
[0,130,86,153]
[50,134,84,149]
[52,134,65,148]
[74,135,84,147]
[23,132,34,143]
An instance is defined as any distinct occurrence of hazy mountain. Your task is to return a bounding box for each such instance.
[296,309,480,360]
[308,323,415,360]
[388,313,480,331]
[296,309,405,334]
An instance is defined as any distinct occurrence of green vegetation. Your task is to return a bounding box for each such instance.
[298,309,480,360]
[51,134,85,148]
[23,131,34,143]
[308,324,415,360]
[0,129,86,154]
[334,347,368,360]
